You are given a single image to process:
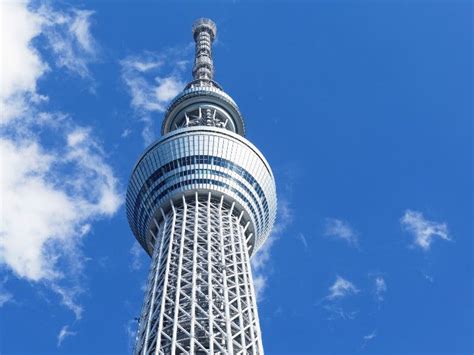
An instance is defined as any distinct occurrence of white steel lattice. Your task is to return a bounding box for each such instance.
[135,192,263,355]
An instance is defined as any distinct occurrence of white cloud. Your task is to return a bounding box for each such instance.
[130,242,145,271]
[327,276,359,300]
[0,127,121,283]
[57,325,76,347]
[155,76,183,102]
[0,1,121,319]
[400,210,450,251]
[324,218,358,247]
[120,51,189,145]
[0,1,47,123]
[0,2,99,125]
[374,276,387,302]
[251,198,293,300]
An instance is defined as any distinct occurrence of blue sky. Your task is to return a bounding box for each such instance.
[0,1,472,354]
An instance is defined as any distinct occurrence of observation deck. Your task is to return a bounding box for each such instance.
[126,126,276,257]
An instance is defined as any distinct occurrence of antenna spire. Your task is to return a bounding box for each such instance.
[192,18,217,81]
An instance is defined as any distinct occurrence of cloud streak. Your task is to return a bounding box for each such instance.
[297,233,308,251]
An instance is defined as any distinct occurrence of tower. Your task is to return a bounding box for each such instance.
[126,18,277,354]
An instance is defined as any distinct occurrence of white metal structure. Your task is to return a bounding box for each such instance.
[126,18,277,354]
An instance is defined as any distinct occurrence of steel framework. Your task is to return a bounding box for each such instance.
[126,18,277,354]
[136,193,262,354]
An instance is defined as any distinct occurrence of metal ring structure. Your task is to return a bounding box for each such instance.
[126,126,277,258]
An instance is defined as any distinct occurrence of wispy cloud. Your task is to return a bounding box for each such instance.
[297,233,309,251]
[51,283,84,320]
[120,50,189,145]
[361,330,377,349]
[400,210,450,251]
[38,6,98,79]
[121,128,132,138]
[422,271,434,283]
[125,319,138,352]
[323,304,359,321]
[324,218,358,247]
[251,198,293,301]
[57,325,76,347]
[0,291,13,308]
[0,1,121,320]
[374,276,387,303]
[327,275,360,300]
[0,278,13,308]
[319,276,360,321]
[0,277,13,308]
[130,242,145,271]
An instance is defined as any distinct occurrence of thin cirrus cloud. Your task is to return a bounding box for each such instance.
[57,325,77,347]
[36,6,99,79]
[120,50,190,145]
[374,276,387,303]
[297,233,309,251]
[361,330,377,349]
[324,218,358,247]
[129,241,146,271]
[400,210,451,251]
[326,275,360,300]
[320,276,360,321]
[0,0,121,329]
[251,198,293,301]
[0,277,13,307]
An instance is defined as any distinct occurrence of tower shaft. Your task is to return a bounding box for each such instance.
[135,192,263,354]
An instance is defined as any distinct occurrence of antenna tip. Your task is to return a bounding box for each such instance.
[192,18,217,41]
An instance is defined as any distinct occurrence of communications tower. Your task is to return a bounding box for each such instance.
[126,18,277,354]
